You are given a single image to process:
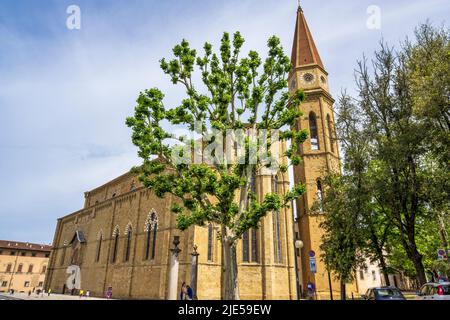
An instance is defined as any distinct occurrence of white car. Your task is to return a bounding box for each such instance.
[416,282,450,300]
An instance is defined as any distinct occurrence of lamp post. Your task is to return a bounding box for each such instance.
[168,236,181,300]
[294,239,304,299]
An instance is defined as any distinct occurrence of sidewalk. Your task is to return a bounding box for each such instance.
[0,292,110,300]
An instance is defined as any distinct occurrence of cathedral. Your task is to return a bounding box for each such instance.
[45,7,357,300]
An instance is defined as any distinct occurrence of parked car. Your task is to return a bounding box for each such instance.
[416,282,450,300]
[362,287,406,300]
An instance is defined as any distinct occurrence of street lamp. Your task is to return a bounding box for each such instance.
[191,245,199,300]
[295,240,304,250]
[294,240,304,299]
[168,236,181,300]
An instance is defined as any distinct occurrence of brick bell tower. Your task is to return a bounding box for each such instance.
[289,6,351,299]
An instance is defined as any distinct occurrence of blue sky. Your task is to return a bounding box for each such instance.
[0,0,448,244]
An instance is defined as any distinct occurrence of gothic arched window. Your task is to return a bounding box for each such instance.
[207,224,214,262]
[111,228,119,263]
[309,112,319,150]
[317,180,324,212]
[242,228,258,263]
[28,264,33,273]
[96,234,103,262]
[273,211,282,263]
[151,220,158,260]
[242,230,249,262]
[317,180,323,200]
[251,228,258,262]
[124,226,132,262]
[327,114,335,153]
[17,263,23,273]
[145,225,151,260]
[144,212,158,260]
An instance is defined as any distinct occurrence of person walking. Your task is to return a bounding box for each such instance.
[86,290,90,298]
[187,285,193,300]
[180,282,187,300]
[48,288,52,296]
[105,286,113,299]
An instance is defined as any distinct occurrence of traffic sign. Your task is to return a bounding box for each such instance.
[437,249,447,260]
[309,256,317,273]
[307,282,315,297]
[309,250,315,258]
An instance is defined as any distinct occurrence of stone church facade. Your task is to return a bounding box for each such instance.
[45,6,356,300]
[44,156,297,299]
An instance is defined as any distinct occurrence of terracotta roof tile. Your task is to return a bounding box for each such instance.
[291,6,324,70]
[0,240,52,252]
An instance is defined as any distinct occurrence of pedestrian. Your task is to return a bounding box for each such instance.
[187,285,193,300]
[105,286,113,299]
[79,289,84,298]
[28,290,31,297]
[86,290,90,298]
[48,288,52,296]
[180,282,187,300]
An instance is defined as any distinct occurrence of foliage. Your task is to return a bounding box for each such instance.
[317,23,450,287]
[314,174,365,284]
[126,32,308,299]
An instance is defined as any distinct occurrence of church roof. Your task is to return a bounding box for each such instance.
[291,6,324,70]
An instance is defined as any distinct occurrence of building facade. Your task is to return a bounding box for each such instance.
[356,257,417,295]
[289,7,358,299]
[0,240,51,293]
[45,7,357,300]
[44,146,297,299]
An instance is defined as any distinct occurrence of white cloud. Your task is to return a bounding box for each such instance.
[0,0,448,242]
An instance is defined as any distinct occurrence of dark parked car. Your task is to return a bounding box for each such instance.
[362,287,406,300]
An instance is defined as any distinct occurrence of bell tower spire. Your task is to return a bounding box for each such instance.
[289,7,358,300]
[291,6,324,72]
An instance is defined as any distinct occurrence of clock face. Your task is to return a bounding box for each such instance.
[303,73,314,83]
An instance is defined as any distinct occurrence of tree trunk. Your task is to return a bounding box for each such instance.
[405,228,427,286]
[382,271,391,287]
[222,236,240,300]
[411,250,427,286]
[378,254,391,286]
[340,281,346,300]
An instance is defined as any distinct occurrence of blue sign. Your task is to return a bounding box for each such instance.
[309,257,317,273]
[309,250,315,257]
[307,282,315,297]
